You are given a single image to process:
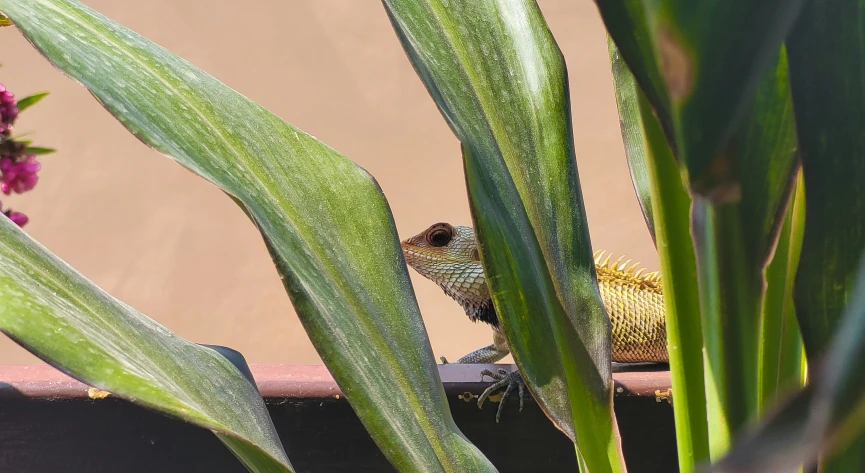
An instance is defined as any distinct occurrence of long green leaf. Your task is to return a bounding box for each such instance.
[0,217,293,473]
[787,0,865,469]
[0,1,496,471]
[610,38,709,473]
[383,1,626,471]
[638,1,805,194]
[609,38,656,245]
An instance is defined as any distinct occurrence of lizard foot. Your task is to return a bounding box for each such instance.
[478,368,525,423]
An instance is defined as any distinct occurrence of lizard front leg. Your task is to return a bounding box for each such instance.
[440,328,510,364]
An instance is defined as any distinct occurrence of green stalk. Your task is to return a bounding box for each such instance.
[639,91,709,472]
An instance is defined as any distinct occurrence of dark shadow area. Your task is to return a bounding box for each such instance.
[0,378,677,472]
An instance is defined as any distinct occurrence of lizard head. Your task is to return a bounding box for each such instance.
[401,222,497,326]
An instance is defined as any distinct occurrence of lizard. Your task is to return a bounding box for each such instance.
[401,222,668,421]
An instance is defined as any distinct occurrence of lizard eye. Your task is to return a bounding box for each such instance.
[426,224,453,247]
[471,248,481,261]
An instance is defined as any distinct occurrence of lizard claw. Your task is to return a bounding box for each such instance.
[439,356,450,364]
[478,368,525,423]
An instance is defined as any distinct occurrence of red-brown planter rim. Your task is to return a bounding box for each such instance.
[0,363,671,399]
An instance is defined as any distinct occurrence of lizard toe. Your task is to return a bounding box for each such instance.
[477,369,525,423]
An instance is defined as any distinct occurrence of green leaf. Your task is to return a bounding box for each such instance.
[0,217,293,473]
[383,1,625,471]
[757,170,805,414]
[708,251,865,473]
[701,384,817,473]
[787,0,865,362]
[24,146,56,155]
[690,49,800,441]
[0,1,496,471]
[0,13,9,26]
[787,0,865,469]
[641,0,806,196]
[609,37,656,245]
[15,91,49,112]
[610,38,709,472]
[596,0,674,148]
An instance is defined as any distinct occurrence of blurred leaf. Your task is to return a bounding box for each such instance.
[611,38,709,472]
[787,0,865,469]
[383,1,626,471]
[0,1,496,471]
[787,0,865,361]
[15,91,49,112]
[640,0,806,196]
[609,37,655,245]
[596,0,674,147]
[0,217,293,473]
[25,146,56,155]
[709,251,865,473]
[702,385,817,473]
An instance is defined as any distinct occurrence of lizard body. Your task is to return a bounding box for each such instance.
[401,222,668,419]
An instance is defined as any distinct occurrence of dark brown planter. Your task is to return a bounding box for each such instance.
[0,363,675,472]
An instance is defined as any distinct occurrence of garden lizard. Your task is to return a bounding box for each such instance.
[401,222,668,421]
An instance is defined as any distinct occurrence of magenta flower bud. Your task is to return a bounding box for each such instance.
[0,154,41,194]
[0,83,18,134]
[5,210,28,227]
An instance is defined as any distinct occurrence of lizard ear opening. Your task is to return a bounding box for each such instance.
[426,223,453,247]
[471,247,481,262]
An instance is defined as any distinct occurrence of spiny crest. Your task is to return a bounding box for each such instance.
[593,249,662,284]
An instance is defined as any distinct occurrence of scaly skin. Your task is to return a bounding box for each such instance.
[401,222,668,419]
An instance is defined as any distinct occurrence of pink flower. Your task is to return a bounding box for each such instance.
[5,210,28,227]
[0,200,28,227]
[0,154,40,194]
[0,84,17,134]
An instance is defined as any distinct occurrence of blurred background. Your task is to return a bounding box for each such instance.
[0,0,657,365]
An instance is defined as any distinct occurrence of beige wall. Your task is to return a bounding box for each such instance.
[0,0,657,365]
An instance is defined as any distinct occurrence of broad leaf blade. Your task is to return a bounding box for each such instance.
[638,1,806,195]
[0,1,495,471]
[787,0,865,362]
[0,217,292,473]
[383,1,626,471]
[787,1,865,469]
